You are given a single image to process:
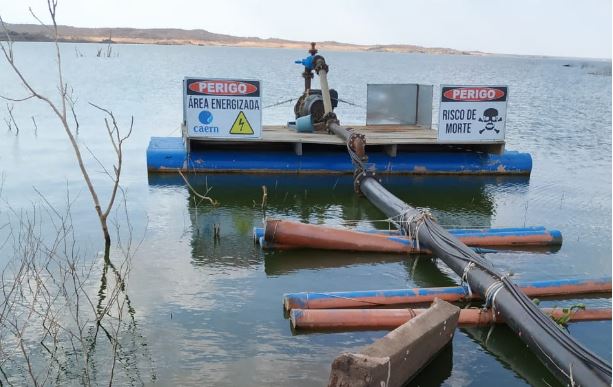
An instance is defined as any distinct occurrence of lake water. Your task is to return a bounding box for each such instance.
[0,42,611,386]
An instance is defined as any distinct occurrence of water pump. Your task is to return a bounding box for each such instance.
[293,43,338,128]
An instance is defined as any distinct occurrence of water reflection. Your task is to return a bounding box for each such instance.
[408,343,454,387]
[462,325,562,387]
[154,174,530,281]
[264,250,412,276]
[149,173,533,284]
[400,257,459,288]
[148,174,530,229]
[95,254,155,385]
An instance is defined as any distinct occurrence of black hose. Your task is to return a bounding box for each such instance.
[360,176,612,386]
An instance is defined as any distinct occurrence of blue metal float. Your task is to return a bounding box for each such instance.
[147,137,532,174]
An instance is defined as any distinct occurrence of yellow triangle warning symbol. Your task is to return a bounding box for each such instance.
[229,111,254,135]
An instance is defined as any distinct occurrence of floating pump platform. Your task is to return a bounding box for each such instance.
[146,42,532,175]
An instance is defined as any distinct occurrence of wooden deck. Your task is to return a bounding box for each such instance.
[260,125,438,145]
[186,124,505,155]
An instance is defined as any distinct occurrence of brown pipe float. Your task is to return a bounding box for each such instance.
[290,307,612,331]
[264,219,560,253]
[264,219,419,254]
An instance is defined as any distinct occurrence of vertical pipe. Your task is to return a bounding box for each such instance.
[318,69,333,115]
[303,70,312,92]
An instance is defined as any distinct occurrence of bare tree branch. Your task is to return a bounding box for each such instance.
[4,104,19,134]
[0,3,132,247]
[178,170,218,206]
[0,95,35,103]
[0,2,148,385]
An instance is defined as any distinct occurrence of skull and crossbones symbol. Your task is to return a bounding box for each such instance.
[478,108,502,134]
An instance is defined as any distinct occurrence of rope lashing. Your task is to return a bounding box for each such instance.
[483,280,505,322]
[406,307,417,319]
[461,261,476,299]
[346,132,366,170]
[394,208,434,251]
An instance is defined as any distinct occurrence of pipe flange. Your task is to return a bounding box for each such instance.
[349,132,366,148]
[353,169,376,194]
[324,112,338,121]
[324,113,339,133]
[313,55,329,73]
[349,132,367,161]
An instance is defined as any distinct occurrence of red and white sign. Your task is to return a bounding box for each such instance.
[183,77,262,139]
[438,85,508,142]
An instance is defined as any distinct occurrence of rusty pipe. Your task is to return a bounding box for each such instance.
[327,121,366,160]
[264,219,418,254]
[290,307,612,331]
[262,220,557,252]
[262,220,562,253]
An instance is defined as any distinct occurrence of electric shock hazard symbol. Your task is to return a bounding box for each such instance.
[229,111,254,135]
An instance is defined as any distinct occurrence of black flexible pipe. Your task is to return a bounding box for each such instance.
[360,176,611,386]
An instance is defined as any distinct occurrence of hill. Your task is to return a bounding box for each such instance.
[1,23,480,55]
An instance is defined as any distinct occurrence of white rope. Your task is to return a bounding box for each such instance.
[393,208,434,250]
[483,280,505,322]
[461,262,475,299]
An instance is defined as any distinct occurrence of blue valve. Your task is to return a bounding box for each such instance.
[294,55,314,70]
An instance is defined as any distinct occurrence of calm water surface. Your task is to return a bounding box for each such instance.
[0,43,611,386]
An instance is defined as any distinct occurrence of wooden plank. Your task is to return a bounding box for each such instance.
[186,124,504,149]
[327,299,460,387]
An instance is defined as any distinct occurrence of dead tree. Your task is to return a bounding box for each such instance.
[106,31,113,57]
[0,1,132,252]
[0,2,148,385]
[3,103,19,134]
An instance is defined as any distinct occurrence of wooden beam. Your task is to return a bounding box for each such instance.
[327,299,459,387]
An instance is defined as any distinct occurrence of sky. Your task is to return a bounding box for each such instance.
[0,0,611,58]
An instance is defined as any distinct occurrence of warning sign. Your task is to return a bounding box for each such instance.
[229,111,254,135]
[437,85,508,142]
[183,78,261,139]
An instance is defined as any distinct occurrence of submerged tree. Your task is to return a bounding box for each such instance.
[0,1,151,385]
[0,0,131,253]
